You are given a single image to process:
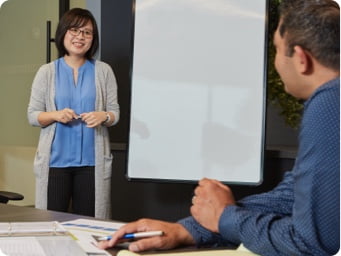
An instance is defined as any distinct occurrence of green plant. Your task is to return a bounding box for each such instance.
[267,0,303,128]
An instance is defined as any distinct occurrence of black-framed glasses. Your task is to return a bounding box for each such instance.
[68,28,93,38]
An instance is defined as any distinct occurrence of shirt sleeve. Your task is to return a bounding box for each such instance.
[27,64,51,127]
[101,62,120,126]
[178,216,237,248]
[238,171,294,215]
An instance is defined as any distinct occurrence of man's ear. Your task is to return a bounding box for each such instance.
[293,45,313,74]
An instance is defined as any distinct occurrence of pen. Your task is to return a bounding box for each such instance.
[97,231,164,241]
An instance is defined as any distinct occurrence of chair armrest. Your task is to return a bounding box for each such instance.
[0,191,24,204]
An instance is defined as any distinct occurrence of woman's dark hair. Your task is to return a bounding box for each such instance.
[55,8,99,59]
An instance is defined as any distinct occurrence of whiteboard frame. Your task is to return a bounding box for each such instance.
[126,0,269,185]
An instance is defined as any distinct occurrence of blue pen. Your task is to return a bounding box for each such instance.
[97,230,163,241]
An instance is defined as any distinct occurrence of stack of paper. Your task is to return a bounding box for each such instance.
[62,218,125,255]
[0,233,87,256]
[0,221,67,237]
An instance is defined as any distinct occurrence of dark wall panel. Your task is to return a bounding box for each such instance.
[101,0,133,144]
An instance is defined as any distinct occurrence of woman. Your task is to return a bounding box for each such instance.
[27,8,119,218]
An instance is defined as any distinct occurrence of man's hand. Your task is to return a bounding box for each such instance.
[191,178,235,233]
[97,218,195,252]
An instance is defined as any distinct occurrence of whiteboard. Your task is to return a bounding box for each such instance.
[127,0,268,184]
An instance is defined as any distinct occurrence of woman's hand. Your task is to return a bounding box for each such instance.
[54,108,79,123]
[80,111,108,128]
[38,108,78,126]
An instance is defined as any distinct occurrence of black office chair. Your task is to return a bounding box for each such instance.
[0,191,24,204]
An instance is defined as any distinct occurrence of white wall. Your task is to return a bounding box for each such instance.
[0,146,36,206]
[0,0,59,206]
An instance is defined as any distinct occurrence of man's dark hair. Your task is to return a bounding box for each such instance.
[55,8,99,60]
[278,0,340,70]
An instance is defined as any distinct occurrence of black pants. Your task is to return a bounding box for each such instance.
[47,166,95,217]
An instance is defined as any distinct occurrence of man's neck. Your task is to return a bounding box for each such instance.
[306,62,339,96]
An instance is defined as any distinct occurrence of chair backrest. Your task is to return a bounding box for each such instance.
[0,191,24,204]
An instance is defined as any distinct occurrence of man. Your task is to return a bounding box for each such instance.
[100,0,340,255]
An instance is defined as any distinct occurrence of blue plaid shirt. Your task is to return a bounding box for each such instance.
[179,78,340,256]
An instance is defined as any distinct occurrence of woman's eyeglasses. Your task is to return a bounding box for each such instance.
[68,28,93,38]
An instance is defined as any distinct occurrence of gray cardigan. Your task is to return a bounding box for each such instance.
[27,60,120,219]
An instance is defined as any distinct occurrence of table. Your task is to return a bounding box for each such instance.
[0,203,119,255]
[0,204,238,256]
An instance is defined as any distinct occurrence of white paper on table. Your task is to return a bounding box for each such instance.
[62,218,125,255]
[0,237,46,256]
